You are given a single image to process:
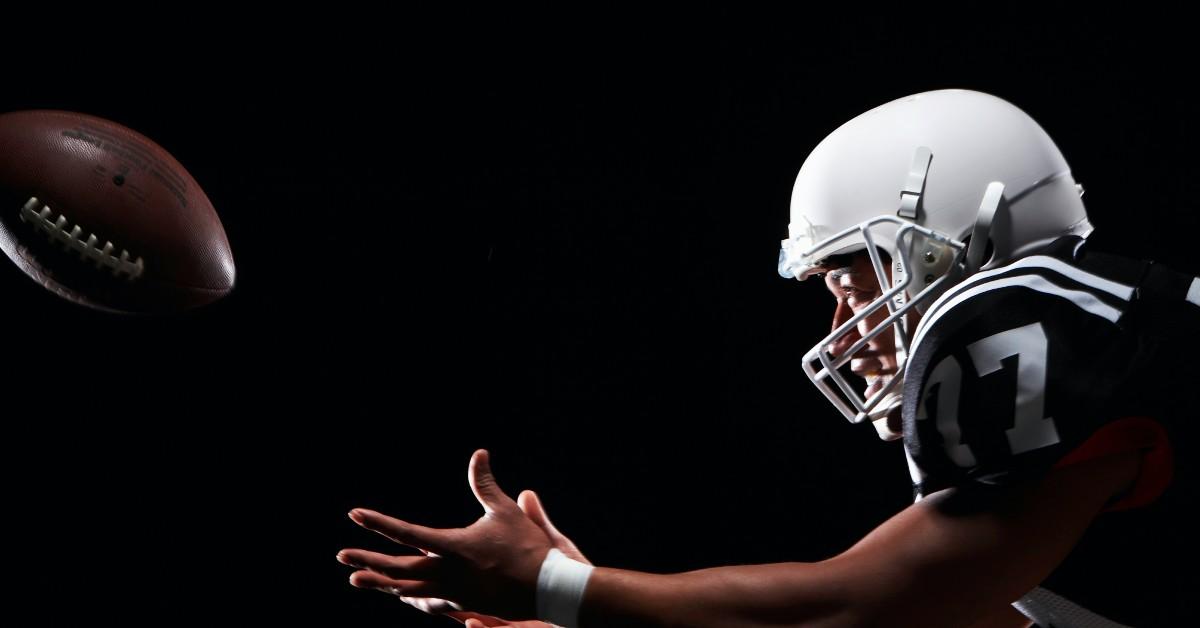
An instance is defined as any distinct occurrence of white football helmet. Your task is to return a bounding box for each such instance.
[778,89,1093,438]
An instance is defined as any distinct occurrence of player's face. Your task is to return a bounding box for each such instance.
[821,252,904,401]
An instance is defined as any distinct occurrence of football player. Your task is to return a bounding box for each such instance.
[338,90,1198,627]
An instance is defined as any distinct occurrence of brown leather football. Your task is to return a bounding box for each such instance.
[0,110,235,313]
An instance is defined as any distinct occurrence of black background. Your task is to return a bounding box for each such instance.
[3,12,1195,625]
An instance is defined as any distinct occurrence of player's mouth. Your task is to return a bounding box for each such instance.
[853,358,896,390]
[852,360,878,372]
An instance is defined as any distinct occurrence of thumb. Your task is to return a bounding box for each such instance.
[518,490,590,565]
[468,449,515,514]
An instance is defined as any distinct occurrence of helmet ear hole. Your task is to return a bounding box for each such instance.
[980,238,996,267]
[962,235,997,269]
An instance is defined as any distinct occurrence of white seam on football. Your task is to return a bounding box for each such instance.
[19,197,145,280]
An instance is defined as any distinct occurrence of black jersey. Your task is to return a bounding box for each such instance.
[901,236,1199,626]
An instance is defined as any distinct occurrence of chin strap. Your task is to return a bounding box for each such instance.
[869,387,905,441]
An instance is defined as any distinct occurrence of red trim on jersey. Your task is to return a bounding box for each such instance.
[1051,416,1173,512]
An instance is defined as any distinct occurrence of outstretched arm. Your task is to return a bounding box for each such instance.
[340,448,1136,627]
[577,449,1136,628]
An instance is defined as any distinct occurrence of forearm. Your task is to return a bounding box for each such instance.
[578,561,857,628]
[572,466,1116,628]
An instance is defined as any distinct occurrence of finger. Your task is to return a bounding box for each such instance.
[348,569,445,599]
[336,549,442,580]
[349,509,458,556]
[517,490,559,534]
[398,595,463,615]
[462,617,510,628]
[518,490,590,565]
[448,610,509,626]
[468,449,517,515]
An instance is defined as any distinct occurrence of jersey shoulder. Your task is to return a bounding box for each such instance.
[902,238,1162,496]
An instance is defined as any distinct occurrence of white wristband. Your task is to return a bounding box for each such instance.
[536,548,594,627]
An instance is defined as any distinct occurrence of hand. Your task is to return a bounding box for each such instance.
[338,450,560,621]
[447,489,592,627]
[379,489,591,627]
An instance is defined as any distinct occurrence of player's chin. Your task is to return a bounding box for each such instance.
[864,374,903,441]
[872,407,904,441]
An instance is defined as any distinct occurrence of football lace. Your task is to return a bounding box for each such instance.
[19,197,145,280]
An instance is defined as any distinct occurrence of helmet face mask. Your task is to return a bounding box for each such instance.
[779,90,1092,437]
[794,215,969,428]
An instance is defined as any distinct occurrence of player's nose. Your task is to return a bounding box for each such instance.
[828,300,860,358]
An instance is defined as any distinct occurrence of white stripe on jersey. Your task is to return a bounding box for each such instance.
[1188,277,1200,308]
[1015,255,1136,301]
[903,441,927,502]
[910,256,1136,360]
[929,255,1135,322]
[910,274,1123,360]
